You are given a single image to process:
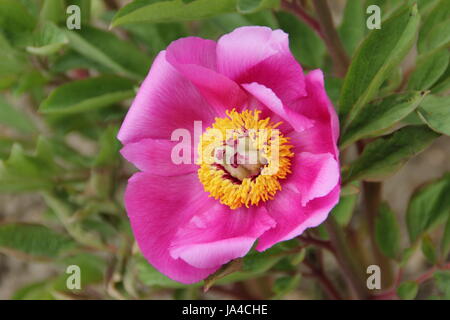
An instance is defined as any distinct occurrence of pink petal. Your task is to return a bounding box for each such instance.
[125,172,219,284]
[166,37,217,70]
[289,69,340,156]
[170,205,275,269]
[242,82,314,133]
[120,138,197,176]
[256,184,340,252]
[217,26,306,105]
[117,51,216,145]
[166,37,248,115]
[289,123,337,157]
[289,152,340,206]
[217,26,282,78]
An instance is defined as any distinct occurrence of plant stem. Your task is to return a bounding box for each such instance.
[325,216,369,299]
[298,235,335,253]
[209,285,257,300]
[303,259,342,300]
[373,262,450,299]
[357,139,394,288]
[362,181,394,288]
[280,0,324,38]
[312,0,350,77]
[104,0,119,10]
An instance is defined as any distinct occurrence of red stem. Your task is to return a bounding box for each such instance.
[280,0,324,39]
[298,235,335,254]
[311,0,350,77]
[373,262,450,299]
[303,259,342,300]
[104,0,119,10]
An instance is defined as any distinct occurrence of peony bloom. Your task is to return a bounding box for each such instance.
[118,26,340,284]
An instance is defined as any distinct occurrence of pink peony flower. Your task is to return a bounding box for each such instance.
[118,26,340,284]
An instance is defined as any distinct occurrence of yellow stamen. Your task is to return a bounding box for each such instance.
[197,109,294,209]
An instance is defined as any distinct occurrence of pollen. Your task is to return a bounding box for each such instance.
[197,109,294,209]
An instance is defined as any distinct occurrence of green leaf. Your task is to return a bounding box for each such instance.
[416,0,441,15]
[332,191,358,227]
[418,0,450,53]
[402,109,426,126]
[242,245,285,273]
[0,138,13,158]
[64,26,150,79]
[275,12,325,68]
[137,255,190,288]
[44,138,91,168]
[272,274,301,299]
[244,9,278,28]
[406,173,450,242]
[379,67,403,96]
[138,241,292,289]
[368,0,404,19]
[0,139,62,192]
[39,75,135,115]
[0,32,27,78]
[93,125,120,167]
[421,234,437,264]
[441,215,450,259]
[375,203,401,259]
[339,5,420,128]
[204,259,244,291]
[422,19,450,53]
[213,242,293,285]
[236,0,279,14]
[12,281,55,300]
[41,192,106,250]
[51,50,109,74]
[434,270,450,299]
[26,22,68,56]
[340,91,428,148]
[0,223,75,260]
[40,0,65,23]
[400,246,417,268]
[12,253,105,299]
[408,49,450,90]
[112,0,235,26]
[236,0,261,13]
[417,95,450,136]
[0,0,36,44]
[52,253,106,291]
[123,22,188,56]
[431,62,450,94]
[324,77,343,105]
[338,0,366,56]
[198,13,253,39]
[397,281,419,300]
[0,96,36,133]
[343,126,439,183]
[341,181,360,196]
[0,75,17,90]
[13,69,47,96]
[18,0,41,17]
[111,0,278,27]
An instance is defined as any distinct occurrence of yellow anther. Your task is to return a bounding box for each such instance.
[197,109,294,209]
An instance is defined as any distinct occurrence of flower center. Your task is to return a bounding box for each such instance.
[197,109,294,209]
